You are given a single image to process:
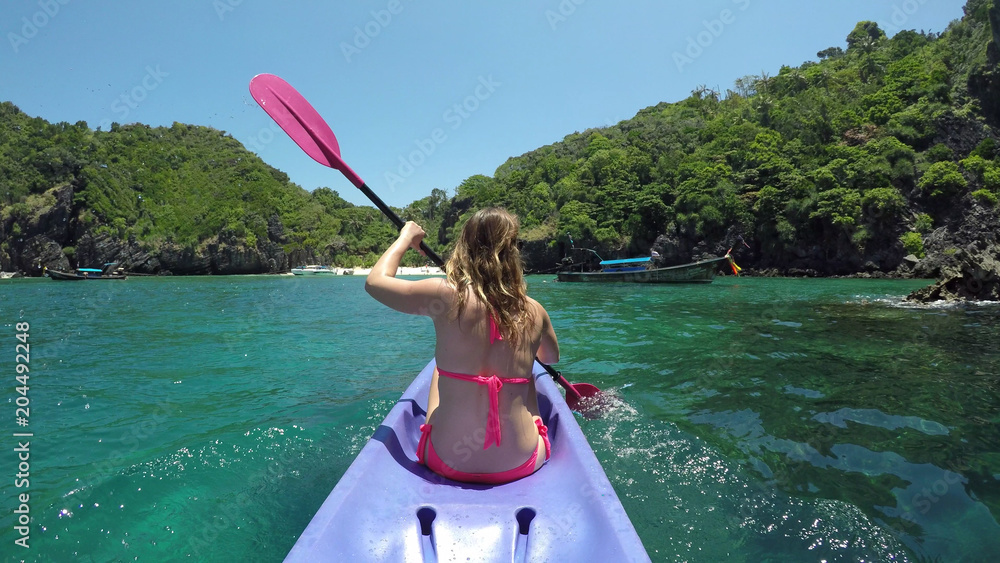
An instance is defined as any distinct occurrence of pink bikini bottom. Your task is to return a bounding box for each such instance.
[417,418,551,484]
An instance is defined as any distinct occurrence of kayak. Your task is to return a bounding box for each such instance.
[284,359,650,562]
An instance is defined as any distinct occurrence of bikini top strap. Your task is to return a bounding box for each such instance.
[489,314,503,344]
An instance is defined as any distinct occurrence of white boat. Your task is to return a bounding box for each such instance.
[291,265,337,276]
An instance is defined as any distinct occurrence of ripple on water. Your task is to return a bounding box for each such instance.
[585,395,914,562]
[814,408,950,436]
[684,403,999,561]
[44,423,327,561]
[783,385,825,399]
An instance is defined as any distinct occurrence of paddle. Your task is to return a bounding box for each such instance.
[249,73,602,412]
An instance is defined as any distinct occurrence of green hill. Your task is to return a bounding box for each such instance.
[2,0,999,277]
[455,0,1000,276]
[0,109,420,274]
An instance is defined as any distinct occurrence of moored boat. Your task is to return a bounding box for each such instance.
[557,255,728,283]
[283,359,649,562]
[45,263,127,281]
[291,264,337,275]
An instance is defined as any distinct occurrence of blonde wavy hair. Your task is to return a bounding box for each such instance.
[446,208,533,347]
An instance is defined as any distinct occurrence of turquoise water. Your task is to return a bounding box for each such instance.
[0,275,997,562]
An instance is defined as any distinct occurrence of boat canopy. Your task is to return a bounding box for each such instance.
[78,268,104,272]
[599,257,652,266]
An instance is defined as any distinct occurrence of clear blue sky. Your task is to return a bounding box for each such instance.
[1,0,969,208]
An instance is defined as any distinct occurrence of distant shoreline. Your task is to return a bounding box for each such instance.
[0,267,448,278]
[285,266,446,276]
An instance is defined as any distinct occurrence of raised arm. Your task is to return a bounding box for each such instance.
[365,222,448,316]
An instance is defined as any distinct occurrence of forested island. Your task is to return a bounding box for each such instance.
[2,0,999,284]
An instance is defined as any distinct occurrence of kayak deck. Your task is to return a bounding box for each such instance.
[284,359,649,562]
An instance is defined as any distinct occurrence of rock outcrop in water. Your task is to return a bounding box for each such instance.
[905,241,1000,302]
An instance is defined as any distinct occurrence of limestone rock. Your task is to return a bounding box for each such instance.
[906,242,1000,303]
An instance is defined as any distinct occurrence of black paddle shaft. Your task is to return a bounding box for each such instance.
[359,183,445,266]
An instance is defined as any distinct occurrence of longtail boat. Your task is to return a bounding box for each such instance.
[45,263,127,281]
[556,255,730,283]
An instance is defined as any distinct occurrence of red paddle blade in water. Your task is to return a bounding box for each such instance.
[558,376,604,417]
[569,383,614,419]
[569,383,601,402]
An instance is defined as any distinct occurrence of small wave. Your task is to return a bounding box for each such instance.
[891,298,1000,309]
[574,386,637,420]
[784,385,824,399]
[591,404,914,562]
[769,351,808,360]
[846,296,907,306]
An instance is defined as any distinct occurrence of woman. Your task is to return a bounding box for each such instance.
[365,208,559,484]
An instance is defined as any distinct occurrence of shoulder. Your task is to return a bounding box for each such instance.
[419,277,458,317]
[525,296,549,322]
[526,295,547,310]
[368,276,454,317]
[414,277,453,300]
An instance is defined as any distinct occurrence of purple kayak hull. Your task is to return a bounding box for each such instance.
[284,359,649,562]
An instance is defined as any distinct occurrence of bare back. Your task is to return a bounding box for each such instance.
[425,281,554,473]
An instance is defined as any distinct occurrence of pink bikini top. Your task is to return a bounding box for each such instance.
[436,315,530,450]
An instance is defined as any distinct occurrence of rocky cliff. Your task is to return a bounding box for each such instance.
[1,182,290,276]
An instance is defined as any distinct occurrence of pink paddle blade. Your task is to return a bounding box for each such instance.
[572,383,601,398]
[248,73,365,188]
[564,383,600,407]
[557,374,603,413]
[566,383,608,419]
